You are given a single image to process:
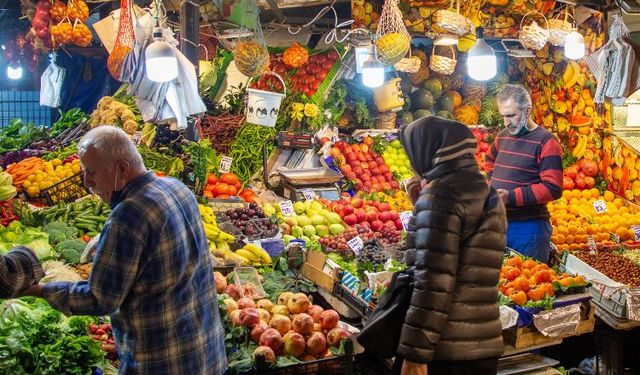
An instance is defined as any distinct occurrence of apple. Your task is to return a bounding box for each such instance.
[351,198,364,208]
[370,220,384,232]
[388,210,400,221]
[343,205,354,216]
[379,211,391,222]
[355,210,366,223]
[344,214,357,226]
[366,211,378,222]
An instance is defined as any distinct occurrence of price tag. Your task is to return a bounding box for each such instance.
[300,188,317,200]
[332,127,339,142]
[632,225,640,242]
[279,200,294,217]
[592,200,607,214]
[219,156,233,174]
[347,236,364,254]
[131,131,142,145]
[399,211,412,231]
[611,233,621,244]
[587,235,597,253]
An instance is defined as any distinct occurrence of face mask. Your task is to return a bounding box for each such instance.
[113,168,120,193]
[511,110,530,137]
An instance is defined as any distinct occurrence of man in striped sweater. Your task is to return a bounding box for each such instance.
[485,84,563,262]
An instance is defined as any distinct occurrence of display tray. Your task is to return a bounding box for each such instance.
[497,353,559,375]
[277,167,342,186]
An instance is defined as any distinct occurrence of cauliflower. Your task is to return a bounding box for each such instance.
[123,120,138,135]
[97,97,114,110]
[55,239,87,265]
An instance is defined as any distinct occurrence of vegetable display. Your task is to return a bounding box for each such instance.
[229,124,278,183]
[50,108,88,138]
[16,198,111,237]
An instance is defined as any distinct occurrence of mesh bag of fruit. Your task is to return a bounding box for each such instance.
[375,0,411,66]
[233,0,269,78]
[107,0,135,81]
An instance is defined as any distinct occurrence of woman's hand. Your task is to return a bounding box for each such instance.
[401,360,427,375]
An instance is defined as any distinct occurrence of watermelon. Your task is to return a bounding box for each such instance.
[436,110,454,120]
[437,95,455,112]
[400,111,414,124]
[410,89,435,110]
[423,78,443,99]
[413,109,433,119]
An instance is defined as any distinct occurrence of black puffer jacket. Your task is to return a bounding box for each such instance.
[398,117,506,363]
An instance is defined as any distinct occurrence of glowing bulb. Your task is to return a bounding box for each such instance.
[467,28,496,81]
[7,65,22,80]
[145,28,178,82]
[565,30,585,60]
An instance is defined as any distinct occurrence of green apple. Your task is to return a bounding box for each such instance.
[294,201,306,215]
[311,214,326,226]
[284,216,298,227]
[297,215,312,227]
[326,212,342,225]
[291,225,304,238]
[303,225,316,237]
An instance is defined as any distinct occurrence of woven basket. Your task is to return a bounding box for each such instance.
[375,112,397,129]
[430,45,456,75]
[519,11,549,51]
[548,11,573,46]
[432,0,473,37]
[394,49,421,73]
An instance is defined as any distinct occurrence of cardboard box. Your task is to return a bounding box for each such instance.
[301,251,336,292]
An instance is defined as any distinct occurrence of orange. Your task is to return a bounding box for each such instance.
[565,234,575,244]
[562,190,572,200]
[613,198,624,209]
[590,188,600,198]
[604,190,615,202]
[581,190,592,200]
[555,234,566,244]
[571,189,582,199]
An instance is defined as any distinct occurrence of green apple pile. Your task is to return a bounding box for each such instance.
[382,139,414,182]
[266,200,346,245]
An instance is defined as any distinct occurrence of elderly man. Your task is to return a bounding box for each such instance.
[485,84,563,262]
[0,246,44,298]
[23,126,227,375]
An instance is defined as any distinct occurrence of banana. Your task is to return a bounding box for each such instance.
[215,241,231,251]
[236,249,261,263]
[243,244,272,264]
[217,231,236,243]
[572,135,588,158]
[226,252,250,266]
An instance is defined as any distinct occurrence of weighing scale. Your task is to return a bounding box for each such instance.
[263,132,342,201]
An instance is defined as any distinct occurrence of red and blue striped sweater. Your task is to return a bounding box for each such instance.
[485,126,563,221]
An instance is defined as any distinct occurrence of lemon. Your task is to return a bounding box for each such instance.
[22,180,31,188]
[71,164,81,173]
[52,158,62,166]
[39,181,49,190]
[27,186,39,197]
[34,174,44,183]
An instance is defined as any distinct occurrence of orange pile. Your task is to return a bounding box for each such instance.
[499,255,586,306]
[550,189,640,251]
[283,43,309,68]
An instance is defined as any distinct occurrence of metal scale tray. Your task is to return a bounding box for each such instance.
[277,167,342,187]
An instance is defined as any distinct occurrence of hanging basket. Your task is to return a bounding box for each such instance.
[375,0,411,66]
[234,39,270,78]
[432,0,473,37]
[519,11,550,51]
[394,49,420,73]
[548,11,574,46]
[246,72,286,127]
[430,45,457,75]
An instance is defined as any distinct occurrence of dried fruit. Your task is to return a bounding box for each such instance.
[50,0,67,23]
[72,23,92,47]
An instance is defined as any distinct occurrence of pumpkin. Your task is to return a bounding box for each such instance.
[581,159,599,177]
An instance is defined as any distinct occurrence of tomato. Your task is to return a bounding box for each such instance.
[322,62,333,71]
[234,181,242,191]
[305,75,316,84]
[315,55,327,64]
[217,194,230,199]
[302,87,312,97]
[203,191,214,198]
[317,71,327,80]
[227,185,238,196]
[207,174,218,185]
[220,172,240,186]
[212,183,228,197]
[327,50,339,61]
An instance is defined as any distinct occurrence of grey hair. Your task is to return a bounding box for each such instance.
[78,126,145,170]
[497,84,532,111]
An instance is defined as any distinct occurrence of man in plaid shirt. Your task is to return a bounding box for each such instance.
[24,127,227,374]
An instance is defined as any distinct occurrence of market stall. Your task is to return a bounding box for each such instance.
[1,0,640,373]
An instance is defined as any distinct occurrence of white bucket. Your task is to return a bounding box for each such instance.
[246,72,286,127]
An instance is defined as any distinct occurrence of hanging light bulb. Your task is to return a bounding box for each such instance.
[362,44,384,88]
[467,27,496,81]
[565,29,585,60]
[145,27,178,82]
[7,64,22,80]
[434,34,459,46]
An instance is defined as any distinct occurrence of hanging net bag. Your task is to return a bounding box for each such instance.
[233,0,269,78]
[107,0,135,81]
[375,0,411,66]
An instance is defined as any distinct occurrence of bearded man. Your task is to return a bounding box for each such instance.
[485,84,563,263]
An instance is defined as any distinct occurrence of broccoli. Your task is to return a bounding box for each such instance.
[43,221,79,243]
[56,239,87,265]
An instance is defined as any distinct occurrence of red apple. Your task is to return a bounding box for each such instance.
[378,203,390,212]
[366,211,378,222]
[394,219,404,230]
[343,205,354,215]
[344,214,357,226]
[379,211,391,222]
[388,210,399,221]
[351,198,364,208]
[370,220,384,232]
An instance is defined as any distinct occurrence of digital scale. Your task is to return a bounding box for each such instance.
[263,132,342,201]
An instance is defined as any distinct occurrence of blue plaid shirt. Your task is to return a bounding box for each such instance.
[43,172,227,375]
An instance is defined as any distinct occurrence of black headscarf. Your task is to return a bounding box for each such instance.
[399,116,477,179]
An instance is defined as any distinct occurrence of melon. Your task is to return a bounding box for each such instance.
[437,95,455,112]
[410,89,435,110]
[413,109,433,119]
[423,78,443,99]
[436,110,454,120]
[400,111,414,124]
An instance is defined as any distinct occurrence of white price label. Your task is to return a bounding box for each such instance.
[131,131,142,145]
[592,200,607,214]
[399,211,412,231]
[300,188,316,200]
[219,156,233,174]
[347,236,364,254]
[587,235,597,253]
[632,225,640,242]
[332,127,339,142]
[279,200,295,217]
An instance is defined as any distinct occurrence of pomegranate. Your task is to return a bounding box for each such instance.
[319,310,340,331]
[239,308,261,327]
[251,321,269,343]
[222,298,238,313]
[307,305,324,322]
[256,308,271,322]
[259,328,283,354]
[277,292,295,306]
[282,331,306,357]
[269,314,292,336]
[292,313,314,335]
[256,299,274,313]
[327,327,351,347]
[287,293,311,314]
[229,309,242,326]
[253,346,276,364]
[237,297,256,309]
[214,271,227,293]
[306,332,327,355]
[271,305,290,317]
[223,284,241,300]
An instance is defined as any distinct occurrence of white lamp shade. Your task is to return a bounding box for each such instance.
[145,41,178,82]
[467,38,496,81]
[7,65,22,80]
[362,58,384,88]
[565,30,585,60]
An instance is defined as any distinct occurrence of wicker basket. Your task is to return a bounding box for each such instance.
[519,11,550,51]
[394,54,421,73]
[548,11,573,46]
[430,45,457,75]
[432,0,473,37]
[375,112,397,129]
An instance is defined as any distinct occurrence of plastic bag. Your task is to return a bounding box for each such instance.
[40,54,66,108]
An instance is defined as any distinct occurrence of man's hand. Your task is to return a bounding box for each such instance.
[20,283,43,298]
[401,360,427,375]
[497,189,509,204]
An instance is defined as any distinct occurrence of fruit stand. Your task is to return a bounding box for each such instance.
[2,0,640,372]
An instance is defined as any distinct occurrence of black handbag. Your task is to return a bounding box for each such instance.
[357,267,414,358]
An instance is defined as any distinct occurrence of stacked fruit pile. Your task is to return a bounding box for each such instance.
[266,200,346,245]
[322,196,404,233]
[20,158,81,198]
[606,140,640,202]
[380,139,415,182]
[550,189,640,251]
[499,255,588,307]
[330,139,398,193]
[471,127,492,173]
[563,158,599,191]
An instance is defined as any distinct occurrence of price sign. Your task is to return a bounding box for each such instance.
[300,188,316,200]
[279,200,294,217]
[131,131,142,145]
[587,235,597,253]
[612,233,621,244]
[632,225,640,242]
[592,200,607,214]
[347,236,364,254]
[399,211,412,231]
[626,289,640,321]
[219,156,233,174]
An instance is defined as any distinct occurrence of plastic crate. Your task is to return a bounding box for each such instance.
[29,173,89,206]
[332,282,372,317]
